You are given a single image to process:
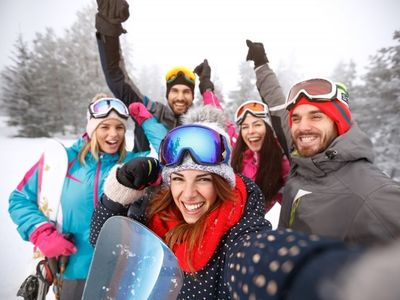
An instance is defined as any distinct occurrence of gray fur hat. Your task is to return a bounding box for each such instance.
[161,105,236,187]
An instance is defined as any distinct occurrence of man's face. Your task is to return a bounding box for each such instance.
[167,84,194,115]
[290,104,338,157]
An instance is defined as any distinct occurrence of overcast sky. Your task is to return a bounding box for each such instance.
[1,0,399,90]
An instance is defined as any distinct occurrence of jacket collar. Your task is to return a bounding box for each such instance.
[291,123,374,178]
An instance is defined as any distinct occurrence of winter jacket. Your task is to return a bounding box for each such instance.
[241,149,290,212]
[254,64,292,158]
[8,119,166,279]
[97,33,181,151]
[90,175,358,299]
[279,124,400,245]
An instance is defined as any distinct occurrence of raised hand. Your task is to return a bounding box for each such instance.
[246,39,269,68]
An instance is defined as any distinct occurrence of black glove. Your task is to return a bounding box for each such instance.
[193,59,214,94]
[96,0,130,37]
[246,39,269,68]
[116,157,160,190]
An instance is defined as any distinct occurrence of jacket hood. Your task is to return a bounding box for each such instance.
[291,123,375,178]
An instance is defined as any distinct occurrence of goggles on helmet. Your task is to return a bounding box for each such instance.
[165,66,196,84]
[159,124,230,167]
[88,98,129,119]
[234,100,269,124]
[286,78,349,110]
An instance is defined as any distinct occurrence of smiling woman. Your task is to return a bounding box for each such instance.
[8,92,167,300]
[88,105,400,300]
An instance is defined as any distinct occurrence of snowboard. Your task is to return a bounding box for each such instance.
[82,216,184,300]
[37,138,68,230]
[17,139,69,299]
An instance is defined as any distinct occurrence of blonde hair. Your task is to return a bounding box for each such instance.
[78,132,127,165]
[92,92,109,102]
[79,92,127,165]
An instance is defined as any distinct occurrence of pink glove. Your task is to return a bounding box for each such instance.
[129,103,153,126]
[29,223,76,258]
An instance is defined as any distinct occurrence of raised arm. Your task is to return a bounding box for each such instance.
[246,40,292,156]
[194,59,238,146]
[95,0,144,106]
[90,157,160,246]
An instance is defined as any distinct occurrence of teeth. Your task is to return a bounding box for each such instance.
[184,202,203,211]
[248,137,260,142]
[300,136,316,142]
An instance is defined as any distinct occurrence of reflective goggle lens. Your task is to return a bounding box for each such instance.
[89,98,129,119]
[160,125,229,167]
[234,101,268,124]
[286,78,337,110]
[165,66,196,83]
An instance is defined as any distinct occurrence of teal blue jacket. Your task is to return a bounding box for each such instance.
[9,117,167,279]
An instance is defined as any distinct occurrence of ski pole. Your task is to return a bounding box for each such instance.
[56,233,74,299]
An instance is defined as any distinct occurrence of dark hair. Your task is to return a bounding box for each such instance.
[231,122,283,207]
[146,174,235,272]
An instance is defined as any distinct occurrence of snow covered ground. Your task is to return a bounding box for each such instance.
[0,117,280,299]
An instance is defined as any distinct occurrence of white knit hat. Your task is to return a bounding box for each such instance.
[86,105,128,138]
[161,105,236,187]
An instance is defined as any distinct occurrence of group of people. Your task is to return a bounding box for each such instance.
[9,0,400,299]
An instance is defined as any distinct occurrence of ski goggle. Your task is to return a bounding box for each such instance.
[165,66,196,84]
[286,78,349,110]
[159,124,230,167]
[234,101,269,124]
[88,98,129,119]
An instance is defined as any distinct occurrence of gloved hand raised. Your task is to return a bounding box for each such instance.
[193,59,214,94]
[96,0,129,37]
[129,103,153,126]
[29,223,76,258]
[116,157,161,190]
[246,39,269,68]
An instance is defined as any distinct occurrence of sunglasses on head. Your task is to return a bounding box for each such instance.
[159,124,230,167]
[165,67,196,84]
[234,101,269,124]
[286,78,349,110]
[88,98,129,119]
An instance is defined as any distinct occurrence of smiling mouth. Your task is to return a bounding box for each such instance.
[248,137,261,143]
[183,202,205,212]
[298,135,318,144]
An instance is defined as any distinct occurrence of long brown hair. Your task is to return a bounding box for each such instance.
[231,122,283,206]
[146,174,235,271]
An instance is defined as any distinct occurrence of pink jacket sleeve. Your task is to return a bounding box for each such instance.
[202,91,238,146]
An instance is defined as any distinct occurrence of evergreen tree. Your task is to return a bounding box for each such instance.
[346,30,400,179]
[1,35,50,137]
[61,3,110,134]
[228,61,261,118]
[30,28,68,135]
[135,64,164,103]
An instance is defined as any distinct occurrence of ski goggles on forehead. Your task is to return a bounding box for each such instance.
[165,67,196,84]
[159,124,230,167]
[286,78,348,110]
[234,101,269,124]
[88,98,129,119]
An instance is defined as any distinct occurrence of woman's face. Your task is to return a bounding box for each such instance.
[240,114,267,152]
[95,119,125,154]
[170,170,217,224]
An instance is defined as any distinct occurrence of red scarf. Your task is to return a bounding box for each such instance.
[148,175,247,272]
